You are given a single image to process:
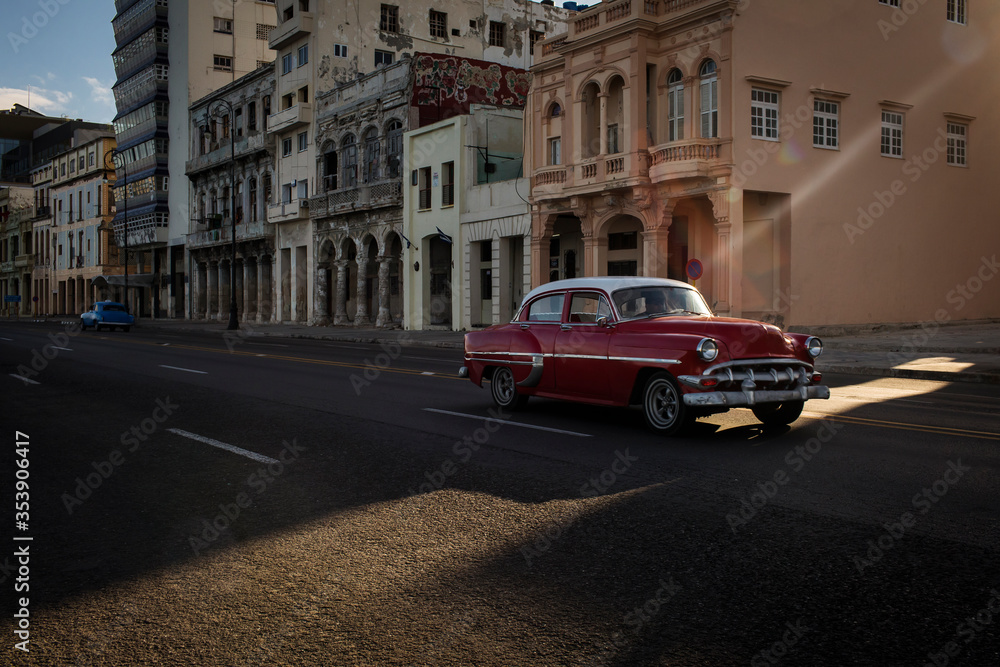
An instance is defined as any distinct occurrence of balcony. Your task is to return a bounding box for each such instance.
[533,166,568,195]
[186,132,268,176]
[267,103,313,136]
[267,199,310,224]
[0,261,14,274]
[648,138,730,181]
[15,254,32,269]
[268,10,314,50]
[186,219,273,250]
[308,181,403,218]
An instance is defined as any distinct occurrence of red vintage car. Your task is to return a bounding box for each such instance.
[460,277,830,435]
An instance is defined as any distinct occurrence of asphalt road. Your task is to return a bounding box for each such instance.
[1,321,998,666]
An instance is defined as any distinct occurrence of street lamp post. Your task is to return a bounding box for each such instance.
[104,148,128,312]
[210,99,239,330]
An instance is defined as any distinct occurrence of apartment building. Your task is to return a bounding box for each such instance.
[49,132,120,315]
[29,162,54,316]
[528,0,998,327]
[266,0,573,324]
[111,0,276,318]
[186,64,277,323]
[0,184,33,315]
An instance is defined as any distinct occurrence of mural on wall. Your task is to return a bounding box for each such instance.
[412,53,531,126]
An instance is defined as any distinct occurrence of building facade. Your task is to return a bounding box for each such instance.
[48,132,121,315]
[111,0,276,318]
[528,0,999,327]
[0,184,34,315]
[186,64,277,323]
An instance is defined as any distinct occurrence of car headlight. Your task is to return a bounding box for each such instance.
[697,338,719,362]
[806,336,823,358]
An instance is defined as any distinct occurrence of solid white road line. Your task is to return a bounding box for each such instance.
[159,364,207,374]
[167,428,279,464]
[423,408,592,437]
[51,346,72,351]
[9,374,40,385]
[0,337,13,341]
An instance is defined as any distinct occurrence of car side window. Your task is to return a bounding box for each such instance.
[567,293,612,324]
[525,294,565,322]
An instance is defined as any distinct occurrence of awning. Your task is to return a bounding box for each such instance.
[91,274,158,287]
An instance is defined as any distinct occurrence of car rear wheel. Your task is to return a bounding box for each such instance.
[642,372,690,436]
[490,366,528,410]
[752,401,804,427]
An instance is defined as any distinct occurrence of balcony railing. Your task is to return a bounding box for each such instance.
[562,0,720,43]
[186,219,273,249]
[534,167,567,186]
[648,138,728,181]
[267,103,313,135]
[0,261,14,273]
[267,199,310,224]
[308,180,402,218]
[15,254,32,268]
[185,132,267,175]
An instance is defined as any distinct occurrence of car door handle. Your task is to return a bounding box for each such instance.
[560,324,572,331]
[520,323,530,330]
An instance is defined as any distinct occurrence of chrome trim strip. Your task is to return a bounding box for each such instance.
[468,351,680,364]
[703,358,812,374]
[608,356,682,365]
[683,385,830,408]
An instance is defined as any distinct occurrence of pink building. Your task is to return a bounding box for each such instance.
[527,0,998,327]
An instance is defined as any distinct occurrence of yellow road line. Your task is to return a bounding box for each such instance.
[804,411,1000,441]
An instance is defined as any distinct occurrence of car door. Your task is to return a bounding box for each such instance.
[554,291,614,399]
[510,292,565,393]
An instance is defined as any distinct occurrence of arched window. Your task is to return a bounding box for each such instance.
[699,60,718,138]
[550,103,561,117]
[341,134,357,188]
[667,69,684,142]
[363,127,380,183]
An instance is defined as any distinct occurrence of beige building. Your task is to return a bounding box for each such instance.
[29,162,54,316]
[528,0,998,327]
[49,133,121,315]
[0,184,33,315]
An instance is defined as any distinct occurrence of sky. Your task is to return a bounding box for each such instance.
[1,0,118,123]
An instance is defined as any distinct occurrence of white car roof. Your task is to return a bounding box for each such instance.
[522,277,696,305]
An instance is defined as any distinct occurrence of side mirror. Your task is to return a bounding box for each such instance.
[596,315,613,328]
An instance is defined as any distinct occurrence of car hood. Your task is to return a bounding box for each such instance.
[618,316,796,359]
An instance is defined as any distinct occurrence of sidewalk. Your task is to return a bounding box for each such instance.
[18,316,1000,384]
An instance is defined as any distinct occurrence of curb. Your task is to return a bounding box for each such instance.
[819,364,1000,385]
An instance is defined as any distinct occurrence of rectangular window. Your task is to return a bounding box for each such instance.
[214,55,233,72]
[549,137,561,166]
[282,137,292,157]
[298,44,308,67]
[947,0,967,24]
[380,4,399,33]
[812,99,839,149]
[607,260,638,277]
[282,183,293,204]
[418,166,432,210]
[282,53,293,74]
[235,107,243,137]
[297,179,308,200]
[881,110,903,157]
[668,84,684,142]
[751,88,780,141]
[607,123,620,154]
[530,30,544,55]
[947,122,967,166]
[79,156,85,171]
[214,17,233,34]
[88,152,95,166]
[430,10,447,39]
[247,101,256,130]
[298,131,308,152]
[69,160,75,173]
[375,50,394,68]
[334,44,348,58]
[489,21,505,47]
[608,231,638,251]
[442,161,454,207]
[879,0,900,6]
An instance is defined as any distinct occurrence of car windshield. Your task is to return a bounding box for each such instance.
[612,286,713,320]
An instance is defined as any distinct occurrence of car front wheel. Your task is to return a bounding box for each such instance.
[490,366,528,410]
[642,372,690,436]
[752,401,804,427]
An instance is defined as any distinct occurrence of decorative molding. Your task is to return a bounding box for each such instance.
[810,87,851,100]
[745,75,792,89]
[879,99,914,112]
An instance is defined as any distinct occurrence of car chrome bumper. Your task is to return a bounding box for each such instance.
[683,385,831,407]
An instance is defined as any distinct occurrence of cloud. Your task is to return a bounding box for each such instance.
[83,77,113,106]
[0,86,73,115]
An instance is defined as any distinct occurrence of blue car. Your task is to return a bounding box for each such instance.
[81,301,135,332]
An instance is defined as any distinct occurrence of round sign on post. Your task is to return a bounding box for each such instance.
[686,259,703,284]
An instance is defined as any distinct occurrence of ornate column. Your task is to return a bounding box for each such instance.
[641,196,675,278]
[235,259,245,322]
[257,256,270,323]
[218,260,230,320]
[354,253,371,326]
[598,92,609,157]
[207,261,219,320]
[314,264,330,325]
[333,259,349,325]
[708,189,732,313]
[246,258,258,321]
[375,255,392,327]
